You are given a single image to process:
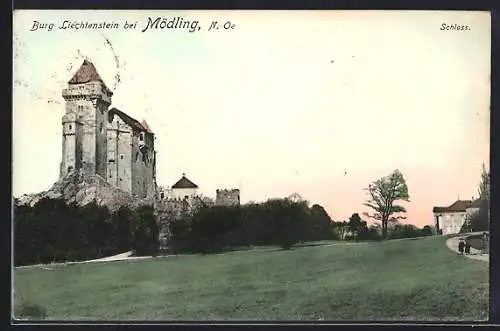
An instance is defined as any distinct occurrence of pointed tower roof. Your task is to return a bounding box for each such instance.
[141,119,154,134]
[68,60,105,85]
[172,174,198,189]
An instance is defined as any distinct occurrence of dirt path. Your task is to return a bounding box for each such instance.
[445,232,489,263]
[14,251,159,269]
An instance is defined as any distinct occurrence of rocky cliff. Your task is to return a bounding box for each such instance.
[15,170,152,212]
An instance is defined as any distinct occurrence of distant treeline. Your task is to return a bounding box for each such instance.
[14,197,435,265]
[13,198,158,266]
[168,199,434,253]
[169,199,335,253]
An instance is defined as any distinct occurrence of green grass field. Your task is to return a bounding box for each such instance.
[13,236,489,321]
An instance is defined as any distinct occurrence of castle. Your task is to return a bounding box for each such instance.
[58,59,241,248]
[60,60,157,199]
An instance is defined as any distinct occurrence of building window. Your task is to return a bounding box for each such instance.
[119,178,122,181]
[69,124,72,130]
[139,133,144,141]
[100,123,103,133]
[67,166,73,172]
[120,154,124,160]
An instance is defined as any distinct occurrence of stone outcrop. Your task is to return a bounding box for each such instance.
[15,169,137,213]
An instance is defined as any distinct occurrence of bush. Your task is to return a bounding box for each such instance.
[13,198,150,266]
[388,224,425,240]
[359,227,382,241]
[131,205,159,256]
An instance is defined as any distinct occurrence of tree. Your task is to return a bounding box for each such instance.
[461,163,491,233]
[462,199,489,232]
[363,169,410,239]
[131,205,159,256]
[272,199,310,249]
[478,163,490,201]
[333,221,350,241]
[422,225,433,236]
[347,213,368,241]
[309,204,335,241]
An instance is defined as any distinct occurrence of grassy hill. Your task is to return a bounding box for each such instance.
[13,236,489,321]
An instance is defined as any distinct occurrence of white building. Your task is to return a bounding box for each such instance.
[170,173,199,200]
[432,199,482,235]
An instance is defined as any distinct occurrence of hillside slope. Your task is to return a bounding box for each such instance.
[13,236,489,321]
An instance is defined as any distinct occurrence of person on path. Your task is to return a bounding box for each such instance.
[465,239,471,255]
[458,238,465,255]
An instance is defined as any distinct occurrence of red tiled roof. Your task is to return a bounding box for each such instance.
[432,200,472,213]
[68,60,105,85]
[172,174,198,189]
[108,108,154,135]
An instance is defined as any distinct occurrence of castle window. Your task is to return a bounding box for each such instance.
[120,154,124,160]
[69,124,72,130]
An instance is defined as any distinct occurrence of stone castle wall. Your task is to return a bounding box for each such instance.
[215,189,240,206]
[61,82,111,178]
[131,130,155,199]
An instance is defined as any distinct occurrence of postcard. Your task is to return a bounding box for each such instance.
[12,10,491,322]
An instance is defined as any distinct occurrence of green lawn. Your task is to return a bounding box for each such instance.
[13,236,489,321]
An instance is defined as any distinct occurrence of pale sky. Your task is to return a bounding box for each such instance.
[13,10,490,226]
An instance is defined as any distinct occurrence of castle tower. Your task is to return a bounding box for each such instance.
[60,60,113,178]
